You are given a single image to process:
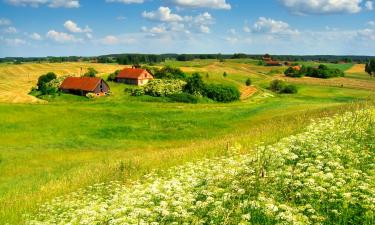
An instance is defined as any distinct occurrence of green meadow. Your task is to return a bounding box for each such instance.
[0,59,374,224]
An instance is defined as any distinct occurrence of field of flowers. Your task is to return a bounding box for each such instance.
[26,109,374,225]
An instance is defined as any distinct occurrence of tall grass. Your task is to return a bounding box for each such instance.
[26,108,374,224]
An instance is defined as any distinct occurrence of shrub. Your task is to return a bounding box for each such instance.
[184,73,205,96]
[154,66,186,80]
[107,70,120,81]
[287,65,344,79]
[144,79,186,97]
[37,72,57,95]
[245,78,252,86]
[281,84,298,94]
[223,72,228,77]
[130,87,145,96]
[284,67,303,77]
[269,80,298,94]
[86,93,97,99]
[168,93,199,104]
[83,68,98,77]
[269,79,285,92]
[204,84,240,102]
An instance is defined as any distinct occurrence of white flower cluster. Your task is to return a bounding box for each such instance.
[26,109,375,225]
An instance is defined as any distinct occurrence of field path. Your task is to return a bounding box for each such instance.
[0,63,123,103]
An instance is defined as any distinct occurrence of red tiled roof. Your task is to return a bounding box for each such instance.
[266,61,281,65]
[60,77,102,92]
[116,68,151,79]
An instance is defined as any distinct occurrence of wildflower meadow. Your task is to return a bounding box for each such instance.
[26,109,374,225]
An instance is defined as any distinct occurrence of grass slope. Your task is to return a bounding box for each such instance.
[0,59,374,224]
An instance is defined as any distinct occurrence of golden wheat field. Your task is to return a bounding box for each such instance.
[0,63,124,103]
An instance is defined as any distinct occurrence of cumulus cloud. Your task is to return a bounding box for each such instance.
[100,35,119,45]
[5,0,80,8]
[280,0,363,15]
[106,0,143,3]
[4,26,18,33]
[46,30,79,43]
[142,7,183,22]
[253,17,299,35]
[141,25,167,34]
[171,0,231,10]
[30,32,42,40]
[0,18,12,26]
[365,1,373,10]
[4,38,26,46]
[63,20,92,33]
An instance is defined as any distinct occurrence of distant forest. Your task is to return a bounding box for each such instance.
[1,53,374,64]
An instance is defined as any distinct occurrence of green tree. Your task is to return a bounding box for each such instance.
[365,59,375,77]
[154,66,186,80]
[83,68,98,77]
[37,72,57,95]
[107,70,121,81]
[184,73,205,96]
[245,78,252,86]
[223,72,227,77]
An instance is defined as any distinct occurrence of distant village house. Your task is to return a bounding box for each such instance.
[116,67,154,86]
[262,54,282,66]
[60,77,110,96]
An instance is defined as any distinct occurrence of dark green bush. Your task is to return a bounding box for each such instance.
[286,65,344,79]
[284,67,303,77]
[184,73,205,96]
[83,68,98,77]
[204,84,240,102]
[37,72,57,95]
[281,84,298,94]
[107,70,120,81]
[154,66,186,80]
[269,80,298,94]
[245,78,252,86]
[168,93,199,104]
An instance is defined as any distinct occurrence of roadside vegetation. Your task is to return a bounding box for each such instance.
[285,64,344,78]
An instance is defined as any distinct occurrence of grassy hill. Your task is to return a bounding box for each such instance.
[0,59,374,224]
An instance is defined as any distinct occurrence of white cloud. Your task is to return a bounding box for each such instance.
[106,0,143,4]
[4,38,26,46]
[48,0,79,8]
[100,35,119,45]
[99,35,136,45]
[368,21,375,26]
[4,26,18,33]
[141,25,167,34]
[30,32,42,40]
[142,7,183,22]
[357,28,375,40]
[0,18,11,26]
[46,30,79,43]
[365,1,373,10]
[171,0,231,10]
[199,25,210,33]
[280,0,363,15]
[253,17,299,35]
[5,0,80,8]
[193,12,214,25]
[63,20,92,33]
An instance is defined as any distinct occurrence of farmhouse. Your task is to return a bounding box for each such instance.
[266,61,282,66]
[116,67,154,86]
[60,77,110,96]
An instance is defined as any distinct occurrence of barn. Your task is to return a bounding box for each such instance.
[60,77,110,96]
[116,67,154,86]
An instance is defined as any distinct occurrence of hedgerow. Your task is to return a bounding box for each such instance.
[26,109,375,225]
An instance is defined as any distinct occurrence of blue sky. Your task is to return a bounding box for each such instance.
[0,0,374,57]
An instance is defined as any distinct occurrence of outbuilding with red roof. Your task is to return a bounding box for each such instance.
[60,77,110,96]
[116,67,154,86]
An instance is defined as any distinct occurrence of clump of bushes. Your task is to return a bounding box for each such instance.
[184,73,206,96]
[107,70,120,81]
[245,78,252,86]
[204,84,240,102]
[269,80,298,94]
[83,68,98,77]
[143,79,187,97]
[36,72,57,95]
[285,64,344,79]
[154,66,187,80]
